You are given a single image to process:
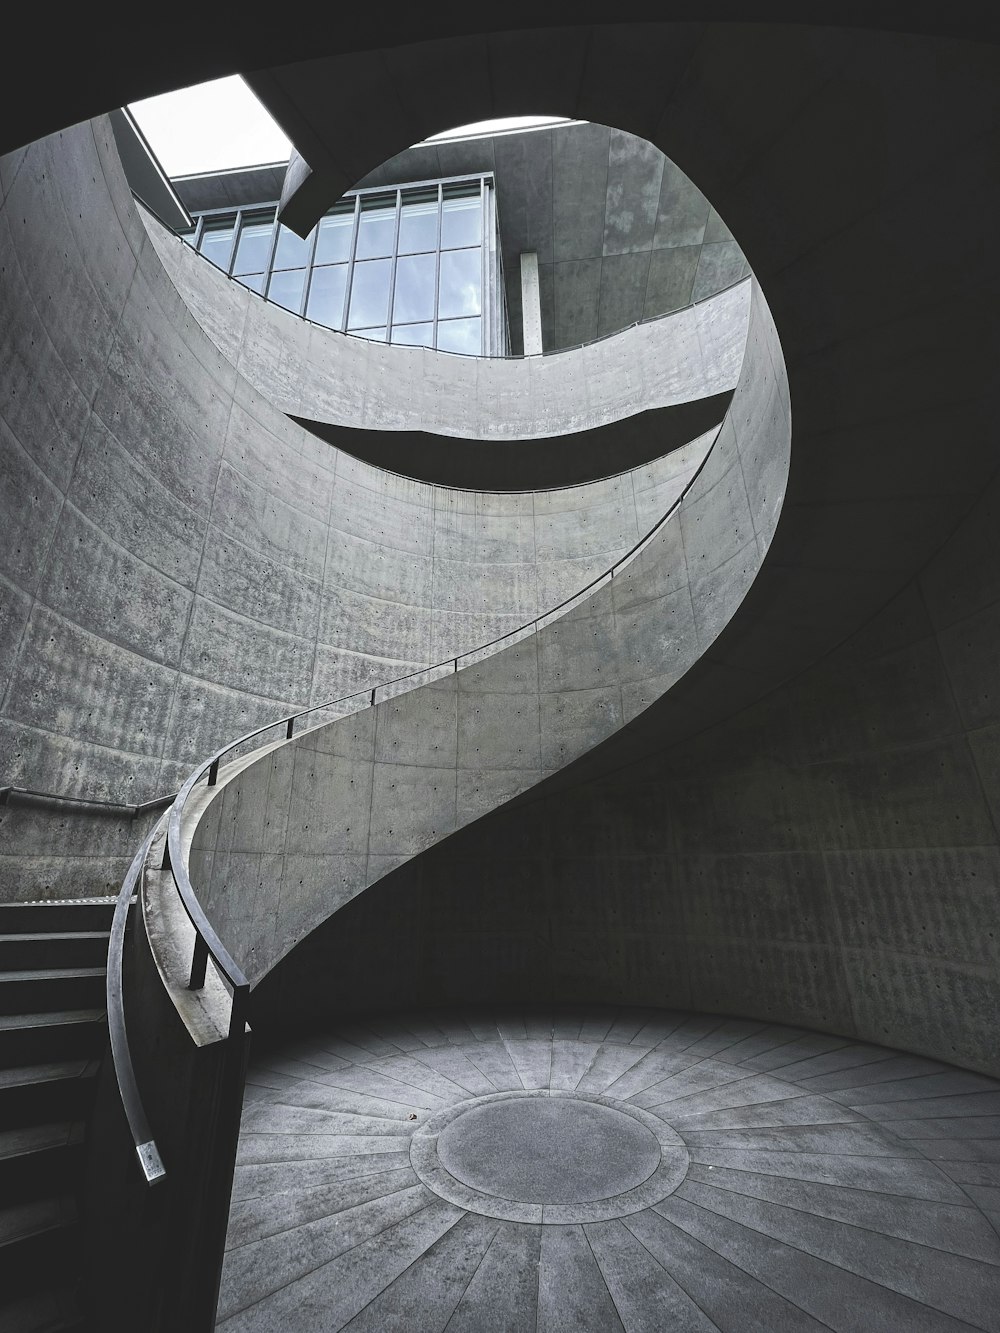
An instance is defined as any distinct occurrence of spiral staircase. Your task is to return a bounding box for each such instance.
[3,13,1000,1333]
[80,185,781,1329]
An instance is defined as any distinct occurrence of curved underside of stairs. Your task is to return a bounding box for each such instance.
[170,274,786,993]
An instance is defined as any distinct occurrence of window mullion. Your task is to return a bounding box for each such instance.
[341,195,362,332]
[300,215,321,320]
[227,210,242,276]
[262,210,280,294]
[480,177,488,356]
[432,183,442,350]
[386,189,402,342]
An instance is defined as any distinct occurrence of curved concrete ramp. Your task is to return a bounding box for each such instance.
[180,278,788,988]
[0,115,746,819]
[219,1006,1000,1333]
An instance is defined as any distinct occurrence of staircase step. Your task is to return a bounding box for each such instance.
[0,1122,84,1205]
[0,1196,79,1298]
[0,1287,88,1332]
[0,934,110,971]
[0,1011,104,1068]
[0,902,115,935]
[0,1061,96,1130]
[0,1194,77,1245]
[0,969,105,1016]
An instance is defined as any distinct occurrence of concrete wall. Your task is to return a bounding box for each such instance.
[274,466,1000,1076]
[0,117,735,897]
[0,797,159,900]
[0,119,725,812]
[183,278,788,984]
[211,15,999,1080]
[351,122,751,354]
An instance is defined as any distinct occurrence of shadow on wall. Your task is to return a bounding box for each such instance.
[184,278,787,1000]
[253,462,1000,1076]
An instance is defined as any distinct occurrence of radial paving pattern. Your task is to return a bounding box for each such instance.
[220,1008,1000,1331]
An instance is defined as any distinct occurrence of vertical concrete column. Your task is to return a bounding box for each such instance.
[520,252,543,355]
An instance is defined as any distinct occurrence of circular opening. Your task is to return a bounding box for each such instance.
[172,115,748,360]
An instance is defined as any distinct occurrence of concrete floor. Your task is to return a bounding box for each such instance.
[219,1008,1000,1331]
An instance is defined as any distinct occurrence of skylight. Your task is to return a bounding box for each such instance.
[129,76,578,179]
[129,77,292,177]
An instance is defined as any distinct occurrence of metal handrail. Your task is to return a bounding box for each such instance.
[159,414,727,1040]
[164,780,250,1042]
[107,826,167,1184]
[0,785,175,815]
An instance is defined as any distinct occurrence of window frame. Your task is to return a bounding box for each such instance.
[183,172,507,355]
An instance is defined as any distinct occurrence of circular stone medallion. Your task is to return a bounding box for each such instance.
[411,1090,690,1224]
[438,1096,660,1203]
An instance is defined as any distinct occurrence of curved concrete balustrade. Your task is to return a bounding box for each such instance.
[181,276,788,985]
[0,116,727,847]
[143,206,748,450]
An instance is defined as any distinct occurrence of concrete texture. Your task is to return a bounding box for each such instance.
[180,277,787,987]
[218,1006,1000,1332]
[0,796,159,902]
[208,15,1000,1074]
[143,201,746,488]
[271,441,1000,1073]
[141,205,748,452]
[413,1089,690,1225]
[173,164,287,215]
[519,252,543,356]
[0,113,731,908]
[223,17,1000,776]
[433,1095,665,1204]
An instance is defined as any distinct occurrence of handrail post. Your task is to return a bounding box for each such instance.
[189,935,208,990]
[370,688,376,707]
[207,759,219,787]
[285,717,295,739]
[228,982,250,1040]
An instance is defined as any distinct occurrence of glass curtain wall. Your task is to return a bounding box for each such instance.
[180,175,508,356]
